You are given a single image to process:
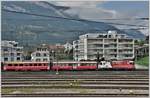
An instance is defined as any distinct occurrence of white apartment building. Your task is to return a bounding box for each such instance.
[31,45,50,62]
[73,31,134,61]
[1,40,24,62]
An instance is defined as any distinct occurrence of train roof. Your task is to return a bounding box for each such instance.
[3,61,49,64]
[3,61,97,64]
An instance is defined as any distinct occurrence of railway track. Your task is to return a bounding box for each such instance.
[2,93,149,97]
[2,84,148,90]
[2,70,148,76]
[2,70,149,97]
[2,80,148,85]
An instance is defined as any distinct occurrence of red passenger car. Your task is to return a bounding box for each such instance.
[3,62,50,71]
[75,62,97,70]
[52,62,73,70]
[52,61,97,70]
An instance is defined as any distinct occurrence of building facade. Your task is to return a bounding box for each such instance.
[31,45,50,62]
[1,40,24,62]
[73,31,135,61]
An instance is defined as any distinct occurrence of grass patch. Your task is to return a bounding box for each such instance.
[135,56,149,67]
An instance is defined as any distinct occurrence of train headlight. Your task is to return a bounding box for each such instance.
[47,66,50,70]
[3,67,6,70]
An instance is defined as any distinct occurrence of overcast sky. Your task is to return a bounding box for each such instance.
[50,1,149,35]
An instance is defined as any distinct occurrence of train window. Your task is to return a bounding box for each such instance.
[34,64,37,66]
[14,64,18,66]
[68,64,72,66]
[8,64,12,66]
[38,64,42,66]
[43,64,46,66]
[30,64,32,66]
[19,64,23,66]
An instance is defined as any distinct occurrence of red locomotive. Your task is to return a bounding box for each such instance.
[111,60,135,69]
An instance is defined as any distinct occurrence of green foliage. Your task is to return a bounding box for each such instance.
[135,56,149,67]
[135,40,145,46]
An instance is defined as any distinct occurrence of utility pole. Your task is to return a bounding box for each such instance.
[55,46,59,75]
[96,52,100,69]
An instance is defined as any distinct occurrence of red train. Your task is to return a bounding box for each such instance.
[2,60,135,71]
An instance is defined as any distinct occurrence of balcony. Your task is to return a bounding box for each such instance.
[88,47,103,50]
[88,51,103,54]
[118,47,133,49]
[107,52,117,54]
[118,42,133,44]
[117,57,134,60]
[104,47,117,49]
[88,42,103,45]
[119,52,133,54]
[105,56,117,60]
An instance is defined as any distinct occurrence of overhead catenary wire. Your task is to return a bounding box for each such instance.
[2,8,148,28]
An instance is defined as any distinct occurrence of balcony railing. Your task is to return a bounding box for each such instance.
[88,47,103,50]
[88,51,103,54]
[104,47,117,49]
[118,42,133,44]
[118,52,133,54]
[118,47,133,49]
[88,42,103,44]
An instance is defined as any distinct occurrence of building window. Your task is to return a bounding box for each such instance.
[17,57,20,61]
[43,53,47,57]
[36,59,41,62]
[4,58,8,61]
[108,35,111,38]
[43,59,48,61]
[36,53,41,57]
[16,49,21,51]
[11,53,14,56]
[11,58,14,61]
[3,48,8,51]
[17,53,21,56]
[37,48,40,51]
